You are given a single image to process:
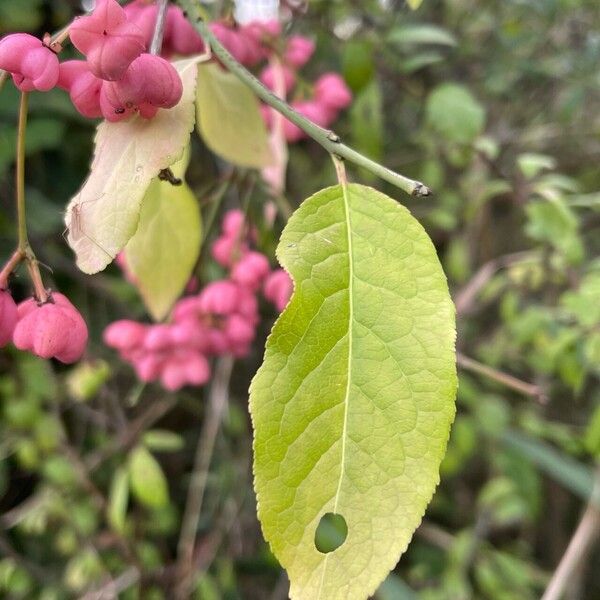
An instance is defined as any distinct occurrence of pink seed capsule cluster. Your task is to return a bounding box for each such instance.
[0,288,88,364]
[0,0,351,131]
[63,0,182,121]
[104,210,293,391]
[0,0,183,122]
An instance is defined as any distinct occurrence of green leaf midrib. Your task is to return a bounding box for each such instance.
[316,181,355,597]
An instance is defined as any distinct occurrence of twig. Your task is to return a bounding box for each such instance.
[416,520,454,551]
[79,567,140,600]
[454,252,532,316]
[176,356,234,598]
[150,0,170,55]
[0,531,53,584]
[542,470,600,600]
[457,352,546,403]
[177,0,430,197]
[84,397,177,471]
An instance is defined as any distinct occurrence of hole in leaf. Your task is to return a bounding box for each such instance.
[314,512,348,554]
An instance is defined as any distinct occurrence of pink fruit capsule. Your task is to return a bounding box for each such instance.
[260,64,296,95]
[134,352,163,382]
[104,53,183,117]
[0,34,59,92]
[183,352,211,385]
[58,60,104,118]
[231,251,270,291]
[160,359,188,391]
[103,319,147,351]
[314,73,352,110]
[164,6,205,56]
[199,280,240,315]
[69,0,146,81]
[284,35,315,68]
[224,313,255,346]
[13,293,88,364]
[284,100,335,142]
[211,235,248,268]
[264,269,293,312]
[0,289,18,347]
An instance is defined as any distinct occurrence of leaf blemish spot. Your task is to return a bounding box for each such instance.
[314,512,348,554]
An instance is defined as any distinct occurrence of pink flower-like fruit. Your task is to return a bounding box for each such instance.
[264,269,293,312]
[260,64,296,95]
[69,0,145,81]
[0,289,18,347]
[0,33,59,92]
[314,73,352,110]
[285,35,315,68]
[58,60,104,118]
[284,100,333,142]
[103,53,183,121]
[13,293,88,363]
[231,251,270,291]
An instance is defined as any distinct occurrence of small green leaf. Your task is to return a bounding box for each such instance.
[517,153,556,179]
[128,446,169,509]
[143,430,185,452]
[251,184,457,600]
[583,404,600,458]
[66,360,111,402]
[406,0,424,10]
[125,172,202,321]
[501,430,596,505]
[388,25,457,47]
[426,83,485,144]
[65,58,202,274]
[196,62,273,168]
[107,467,129,534]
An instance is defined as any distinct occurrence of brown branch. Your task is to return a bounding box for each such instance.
[541,470,600,600]
[457,352,547,403]
[176,356,234,599]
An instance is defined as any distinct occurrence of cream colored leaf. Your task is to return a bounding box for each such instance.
[64,58,201,274]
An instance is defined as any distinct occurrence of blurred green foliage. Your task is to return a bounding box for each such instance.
[0,0,599,598]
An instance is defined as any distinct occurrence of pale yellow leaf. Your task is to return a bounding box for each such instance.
[124,175,202,322]
[196,62,273,168]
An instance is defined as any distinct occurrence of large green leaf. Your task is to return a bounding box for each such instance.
[125,153,202,321]
[64,58,201,274]
[250,183,457,600]
[196,62,273,168]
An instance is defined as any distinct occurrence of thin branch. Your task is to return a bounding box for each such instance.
[176,355,234,598]
[79,567,140,600]
[457,352,546,403]
[16,92,29,252]
[542,470,600,600]
[454,251,532,316]
[84,396,177,471]
[0,531,53,584]
[150,0,170,55]
[177,0,430,197]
